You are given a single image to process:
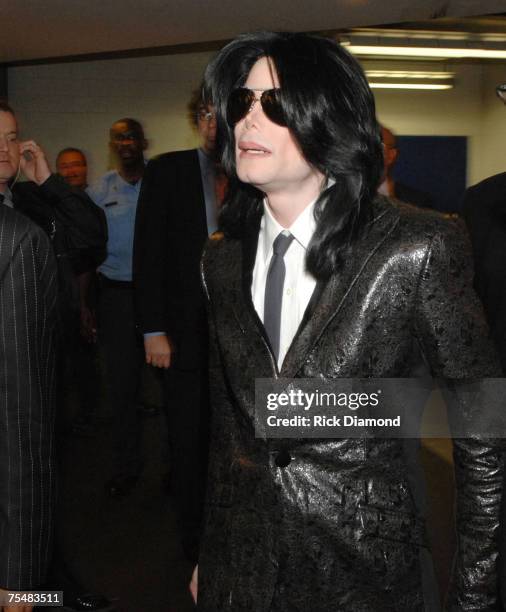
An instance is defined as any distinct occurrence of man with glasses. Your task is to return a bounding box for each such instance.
[87,118,147,497]
[133,89,220,564]
[190,32,504,611]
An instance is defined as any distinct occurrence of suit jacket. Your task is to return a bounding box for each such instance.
[0,205,58,590]
[199,196,503,612]
[133,149,209,370]
[12,174,107,325]
[395,181,435,210]
[12,174,107,266]
[463,172,506,370]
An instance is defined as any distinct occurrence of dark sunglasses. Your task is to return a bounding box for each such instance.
[226,87,286,127]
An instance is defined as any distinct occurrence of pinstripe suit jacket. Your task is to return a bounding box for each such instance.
[0,204,58,591]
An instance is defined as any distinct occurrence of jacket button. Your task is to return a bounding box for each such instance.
[275,450,292,468]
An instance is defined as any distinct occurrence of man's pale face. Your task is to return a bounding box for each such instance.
[234,57,321,198]
[56,151,88,189]
[197,105,217,154]
[0,111,20,192]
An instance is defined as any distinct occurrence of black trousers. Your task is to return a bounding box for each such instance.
[97,277,143,478]
[164,366,210,564]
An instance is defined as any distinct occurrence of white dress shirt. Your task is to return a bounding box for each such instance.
[252,199,317,369]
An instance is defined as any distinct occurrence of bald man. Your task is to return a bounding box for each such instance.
[379,125,435,209]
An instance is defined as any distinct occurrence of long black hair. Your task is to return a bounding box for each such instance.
[203,31,383,280]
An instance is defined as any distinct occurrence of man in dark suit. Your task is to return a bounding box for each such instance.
[0,205,58,612]
[0,104,106,325]
[463,173,506,371]
[133,90,219,563]
[0,102,110,612]
[191,32,504,610]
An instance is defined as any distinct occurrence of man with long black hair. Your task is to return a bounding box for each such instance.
[191,32,504,611]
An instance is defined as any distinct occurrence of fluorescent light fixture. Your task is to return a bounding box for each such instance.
[365,70,454,80]
[369,83,453,90]
[364,69,454,90]
[497,83,506,104]
[345,44,506,60]
[348,28,506,43]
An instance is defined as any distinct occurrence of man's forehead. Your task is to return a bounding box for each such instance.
[0,110,17,132]
[58,151,86,165]
[111,122,143,138]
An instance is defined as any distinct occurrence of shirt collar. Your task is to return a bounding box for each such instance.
[261,194,318,264]
[1,186,14,208]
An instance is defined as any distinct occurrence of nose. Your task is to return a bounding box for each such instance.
[0,135,8,151]
[244,97,262,128]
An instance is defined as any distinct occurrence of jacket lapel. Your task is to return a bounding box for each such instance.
[187,150,209,239]
[230,207,280,376]
[280,199,400,378]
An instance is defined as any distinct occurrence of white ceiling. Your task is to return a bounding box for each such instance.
[2,0,505,64]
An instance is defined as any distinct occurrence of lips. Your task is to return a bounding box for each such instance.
[238,141,271,155]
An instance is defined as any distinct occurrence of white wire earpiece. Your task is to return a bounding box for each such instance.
[10,156,22,188]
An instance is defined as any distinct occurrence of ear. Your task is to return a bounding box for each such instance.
[142,139,148,151]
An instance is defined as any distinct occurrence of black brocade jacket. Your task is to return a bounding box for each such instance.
[198,196,504,612]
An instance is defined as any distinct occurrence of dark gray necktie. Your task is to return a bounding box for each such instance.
[264,232,294,361]
[0,194,4,205]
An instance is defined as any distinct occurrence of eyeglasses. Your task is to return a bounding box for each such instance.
[111,131,142,144]
[226,87,286,127]
[496,83,506,104]
[197,110,216,122]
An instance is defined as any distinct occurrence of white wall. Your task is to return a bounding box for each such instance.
[372,61,503,186]
[474,63,506,184]
[8,52,506,187]
[8,51,214,184]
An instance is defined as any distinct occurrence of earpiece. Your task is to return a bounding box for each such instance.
[10,156,22,188]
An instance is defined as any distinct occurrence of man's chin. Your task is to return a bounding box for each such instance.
[0,169,15,184]
[120,155,141,167]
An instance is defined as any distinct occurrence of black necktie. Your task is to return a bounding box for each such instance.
[264,232,294,361]
[0,193,4,205]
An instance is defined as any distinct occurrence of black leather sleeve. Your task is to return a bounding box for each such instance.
[414,220,504,610]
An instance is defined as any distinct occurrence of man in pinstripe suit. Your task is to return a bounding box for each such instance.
[0,104,109,611]
[0,203,58,610]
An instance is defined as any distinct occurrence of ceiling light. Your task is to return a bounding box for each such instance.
[368,83,453,90]
[365,70,454,80]
[364,69,454,90]
[345,45,506,60]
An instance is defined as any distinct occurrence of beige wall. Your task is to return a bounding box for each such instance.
[7,52,506,187]
[8,51,214,185]
[373,62,488,186]
[373,61,506,186]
